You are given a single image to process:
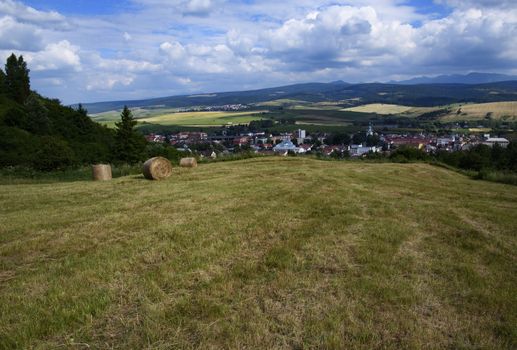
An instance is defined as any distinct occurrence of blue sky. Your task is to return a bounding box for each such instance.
[1,0,516,103]
[22,0,135,15]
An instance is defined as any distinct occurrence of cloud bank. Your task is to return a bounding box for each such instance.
[0,0,515,103]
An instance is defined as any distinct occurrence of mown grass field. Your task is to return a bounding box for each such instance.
[1,158,516,349]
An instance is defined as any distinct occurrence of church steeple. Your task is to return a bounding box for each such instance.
[367,122,374,137]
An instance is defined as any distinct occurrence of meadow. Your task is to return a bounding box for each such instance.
[1,158,516,349]
[343,103,416,115]
[441,102,517,121]
[342,102,517,121]
[91,110,266,128]
[88,101,517,133]
[140,111,265,126]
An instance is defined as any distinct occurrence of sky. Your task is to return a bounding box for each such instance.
[0,0,516,104]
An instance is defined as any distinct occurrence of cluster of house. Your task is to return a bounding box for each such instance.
[176,104,250,112]
[269,138,381,157]
[146,131,208,144]
[382,133,510,152]
[145,128,511,158]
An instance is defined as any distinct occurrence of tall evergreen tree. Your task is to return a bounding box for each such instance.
[5,54,30,103]
[0,69,6,94]
[114,106,146,164]
[24,93,51,134]
[77,103,88,117]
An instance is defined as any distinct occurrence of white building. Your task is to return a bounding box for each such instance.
[349,145,380,157]
[483,137,510,148]
[437,136,455,147]
[273,139,306,154]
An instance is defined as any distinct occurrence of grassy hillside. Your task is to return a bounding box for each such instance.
[1,158,516,349]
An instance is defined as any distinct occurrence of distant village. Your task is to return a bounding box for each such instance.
[176,104,250,112]
[144,123,510,159]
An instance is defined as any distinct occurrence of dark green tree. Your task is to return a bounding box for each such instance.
[33,136,76,171]
[507,142,517,172]
[352,133,366,145]
[4,107,29,130]
[366,134,380,147]
[330,133,351,145]
[0,69,6,94]
[77,103,88,117]
[5,54,30,103]
[114,106,146,164]
[73,103,95,135]
[24,93,51,134]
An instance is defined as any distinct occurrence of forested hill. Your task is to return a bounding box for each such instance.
[82,80,517,114]
[0,54,115,170]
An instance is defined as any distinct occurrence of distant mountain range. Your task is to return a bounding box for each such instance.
[391,72,517,85]
[83,74,517,114]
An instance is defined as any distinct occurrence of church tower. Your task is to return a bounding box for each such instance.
[367,122,374,137]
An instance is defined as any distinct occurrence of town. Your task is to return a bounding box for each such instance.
[144,123,510,159]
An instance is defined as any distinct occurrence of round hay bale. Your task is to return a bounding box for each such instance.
[92,164,112,181]
[143,157,173,180]
[180,157,197,168]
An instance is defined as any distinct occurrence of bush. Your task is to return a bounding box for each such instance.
[0,126,38,167]
[475,169,517,186]
[32,136,76,171]
[390,146,428,161]
[146,143,187,164]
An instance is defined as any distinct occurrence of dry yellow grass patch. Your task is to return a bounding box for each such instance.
[342,103,413,114]
[442,102,517,121]
[342,103,438,116]
[140,111,264,126]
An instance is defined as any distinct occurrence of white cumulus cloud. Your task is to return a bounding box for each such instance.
[0,0,68,29]
[2,0,516,103]
[27,40,81,72]
[0,15,43,50]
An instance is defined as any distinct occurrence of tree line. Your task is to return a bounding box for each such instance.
[0,54,185,171]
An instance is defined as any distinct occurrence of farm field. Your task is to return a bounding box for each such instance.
[91,110,266,128]
[341,101,517,121]
[90,107,180,123]
[255,99,308,107]
[256,100,345,111]
[268,109,376,125]
[343,103,416,115]
[441,101,517,121]
[342,103,444,117]
[88,100,517,131]
[138,111,265,126]
[1,158,516,349]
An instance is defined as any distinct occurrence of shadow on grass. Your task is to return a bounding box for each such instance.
[0,165,143,185]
